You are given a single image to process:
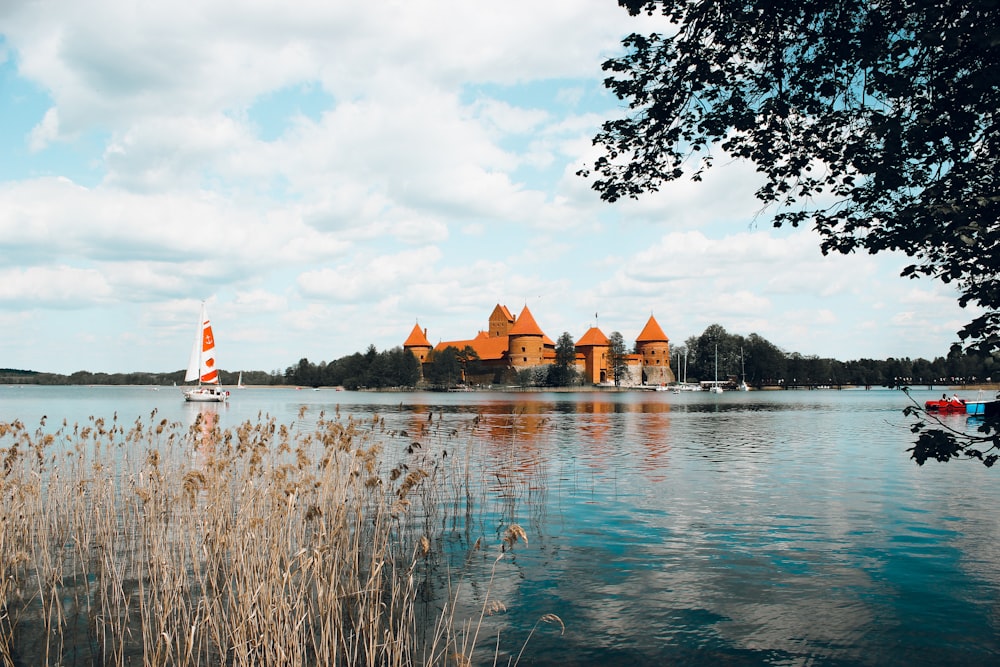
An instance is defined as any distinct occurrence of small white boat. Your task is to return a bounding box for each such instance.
[237,372,246,389]
[710,344,724,393]
[673,383,702,392]
[183,303,229,403]
[738,347,749,391]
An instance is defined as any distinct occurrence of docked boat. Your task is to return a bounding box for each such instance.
[965,400,999,416]
[183,303,229,403]
[737,347,749,391]
[670,351,702,391]
[709,344,724,393]
[964,392,1000,416]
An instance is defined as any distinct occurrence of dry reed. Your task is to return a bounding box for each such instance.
[0,407,561,666]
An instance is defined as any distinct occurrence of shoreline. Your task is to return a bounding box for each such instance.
[5,383,999,393]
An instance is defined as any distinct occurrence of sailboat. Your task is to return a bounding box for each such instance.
[710,344,724,393]
[676,349,701,391]
[183,303,229,403]
[237,372,246,389]
[738,347,749,391]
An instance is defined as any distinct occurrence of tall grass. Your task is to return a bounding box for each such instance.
[0,407,557,666]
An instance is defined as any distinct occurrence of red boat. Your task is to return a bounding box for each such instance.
[924,397,967,413]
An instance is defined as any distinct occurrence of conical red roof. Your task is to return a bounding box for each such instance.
[508,305,545,336]
[403,322,432,348]
[636,315,669,343]
[576,327,608,347]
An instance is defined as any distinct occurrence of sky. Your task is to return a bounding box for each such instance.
[0,0,975,376]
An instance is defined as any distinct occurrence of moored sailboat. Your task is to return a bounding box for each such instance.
[709,344,724,393]
[738,346,749,391]
[183,303,229,403]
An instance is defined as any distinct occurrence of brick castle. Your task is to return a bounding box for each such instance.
[403,304,675,386]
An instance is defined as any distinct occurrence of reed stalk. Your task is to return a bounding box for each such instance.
[0,406,557,666]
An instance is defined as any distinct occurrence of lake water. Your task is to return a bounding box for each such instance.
[3,385,999,666]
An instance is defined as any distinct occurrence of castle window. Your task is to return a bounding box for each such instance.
[523,357,528,362]
[521,347,525,352]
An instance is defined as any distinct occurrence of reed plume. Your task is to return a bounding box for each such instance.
[0,406,559,666]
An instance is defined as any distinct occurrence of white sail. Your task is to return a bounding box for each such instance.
[184,318,202,382]
[184,303,218,384]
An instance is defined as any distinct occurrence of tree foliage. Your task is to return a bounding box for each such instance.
[285,346,419,389]
[547,331,580,387]
[608,331,629,386]
[683,323,997,388]
[424,346,465,389]
[0,368,285,387]
[583,0,1000,354]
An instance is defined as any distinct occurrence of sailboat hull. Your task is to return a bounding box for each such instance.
[183,386,229,402]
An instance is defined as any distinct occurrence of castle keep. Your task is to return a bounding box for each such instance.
[403,304,675,386]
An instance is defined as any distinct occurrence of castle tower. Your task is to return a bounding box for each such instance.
[403,323,433,364]
[635,315,675,385]
[488,304,515,337]
[576,326,609,384]
[507,305,546,368]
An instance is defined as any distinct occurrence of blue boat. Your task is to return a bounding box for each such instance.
[966,399,1000,416]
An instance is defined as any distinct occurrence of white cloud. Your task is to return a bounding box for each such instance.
[0,266,112,306]
[0,0,974,372]
[296,245,444,302]
[28,107,59,151]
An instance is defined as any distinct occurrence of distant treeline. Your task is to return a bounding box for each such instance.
[679,325,997,388]
[0,369,285,387]
[284,325,999,389]
[284,346,421,390]
[3,324,997,389]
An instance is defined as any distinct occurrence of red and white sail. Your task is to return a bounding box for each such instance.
[185,303,219,384]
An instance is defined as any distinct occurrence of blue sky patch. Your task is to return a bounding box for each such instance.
[246,82,334,142]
